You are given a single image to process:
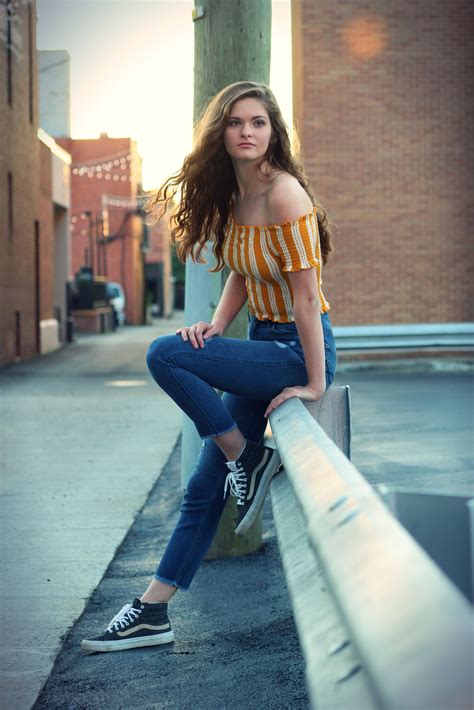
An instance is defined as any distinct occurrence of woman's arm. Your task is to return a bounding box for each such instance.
[263,269,326,417]
[211,271,248,334]
[177,270,247,348]
[290,268,326,397]
[263,175,327,416]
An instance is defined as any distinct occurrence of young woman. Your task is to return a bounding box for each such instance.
[81,81,337,654]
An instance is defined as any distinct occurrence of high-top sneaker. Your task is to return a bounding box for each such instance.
[81,598,174,654]
[224,440,281,535]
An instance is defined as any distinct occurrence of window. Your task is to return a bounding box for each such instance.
[15,311,21,358]
[34,221,41,353]
[6,2,13,105]
[8,172,13,238]
[28,2,34,122]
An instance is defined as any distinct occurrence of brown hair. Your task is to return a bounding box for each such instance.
[145,81,333,270]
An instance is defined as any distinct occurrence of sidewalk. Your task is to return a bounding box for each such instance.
[0,315,185,710]
[33,440,308,710]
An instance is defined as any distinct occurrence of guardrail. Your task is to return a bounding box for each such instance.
[269,389,474,709]
[333,322,474,350]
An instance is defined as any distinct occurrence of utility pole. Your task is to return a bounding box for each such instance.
[181,0,272,558]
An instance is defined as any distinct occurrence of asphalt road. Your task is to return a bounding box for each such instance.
[335,363,473,495]
[1,318,472,709]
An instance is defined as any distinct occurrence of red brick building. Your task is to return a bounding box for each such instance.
[1,0,39,364]
[0,0,69,365]
[1,0,70,366]
[292,0,473,327]
[56,135,145,325]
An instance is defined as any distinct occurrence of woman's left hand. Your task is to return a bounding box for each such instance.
[264,384,323,419]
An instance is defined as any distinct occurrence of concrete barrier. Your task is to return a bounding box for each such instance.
[269,387,474,709]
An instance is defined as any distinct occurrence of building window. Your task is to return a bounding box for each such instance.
[8,172,13,238]
[28,2,34,123]
[34,220,41,353]
[15,311,21,359]
[7,2,13,105]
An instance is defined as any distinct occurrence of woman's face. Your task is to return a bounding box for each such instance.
[223,97,272,162]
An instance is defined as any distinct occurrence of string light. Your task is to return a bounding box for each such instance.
[102,194,143,208]
[69,195,145,232]
[71,151,134,179]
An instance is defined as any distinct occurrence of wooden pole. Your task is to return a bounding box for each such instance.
[181,0,272,559]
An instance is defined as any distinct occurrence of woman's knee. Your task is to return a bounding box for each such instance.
[146,334,181,376]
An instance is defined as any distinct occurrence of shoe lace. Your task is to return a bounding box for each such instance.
[106,603,142,632]
[224,462,247,505]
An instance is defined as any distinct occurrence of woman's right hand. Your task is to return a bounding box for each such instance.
[176,321,223,349]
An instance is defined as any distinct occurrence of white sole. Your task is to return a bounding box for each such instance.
[234,449,281,536]
[80,629,175,654]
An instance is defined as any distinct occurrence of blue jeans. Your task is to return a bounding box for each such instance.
[146,312,337,590]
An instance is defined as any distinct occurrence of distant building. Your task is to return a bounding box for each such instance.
[38,129,71,349]
[145,216,173,318]
[292,0,472,328]
[38,50,71,137]
[56,134,145,325]
[0,0,71,366]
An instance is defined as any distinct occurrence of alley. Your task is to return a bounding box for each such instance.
[0,314,184,710]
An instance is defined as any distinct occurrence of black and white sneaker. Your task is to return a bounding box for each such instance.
[80,598,174,654]
[224,440,281,536]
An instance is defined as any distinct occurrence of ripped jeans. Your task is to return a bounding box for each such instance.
[146,312,337,589]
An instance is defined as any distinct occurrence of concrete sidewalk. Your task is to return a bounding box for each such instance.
[0,315,185,710]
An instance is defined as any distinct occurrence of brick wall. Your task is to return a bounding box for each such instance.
[292,0,473,326]
[0,0,40,365]
[146,217,173,316]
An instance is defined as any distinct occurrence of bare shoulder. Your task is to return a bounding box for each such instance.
[266,172,313,224]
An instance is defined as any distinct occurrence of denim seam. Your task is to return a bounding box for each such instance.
[173,496,221,587]
[201,422,238,441]
[153,573,189,592]
[165,361,234,437]
[168,352,305,368]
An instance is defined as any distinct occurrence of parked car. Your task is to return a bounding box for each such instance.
[106,282,126,326]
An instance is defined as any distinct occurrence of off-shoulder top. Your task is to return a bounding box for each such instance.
[222,208,331,322]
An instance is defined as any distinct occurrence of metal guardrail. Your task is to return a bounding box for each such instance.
[269,393,474,709]
[333,322,474,350]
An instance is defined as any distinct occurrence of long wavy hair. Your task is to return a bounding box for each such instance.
[145,81,333,271]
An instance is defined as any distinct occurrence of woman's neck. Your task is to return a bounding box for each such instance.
[232,159,274,204]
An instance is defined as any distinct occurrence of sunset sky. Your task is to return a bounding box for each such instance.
[36,0,292,190]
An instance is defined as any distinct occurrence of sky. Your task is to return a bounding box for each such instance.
[36,0,292,190]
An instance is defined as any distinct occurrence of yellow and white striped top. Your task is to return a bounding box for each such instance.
[222,208,331,322]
